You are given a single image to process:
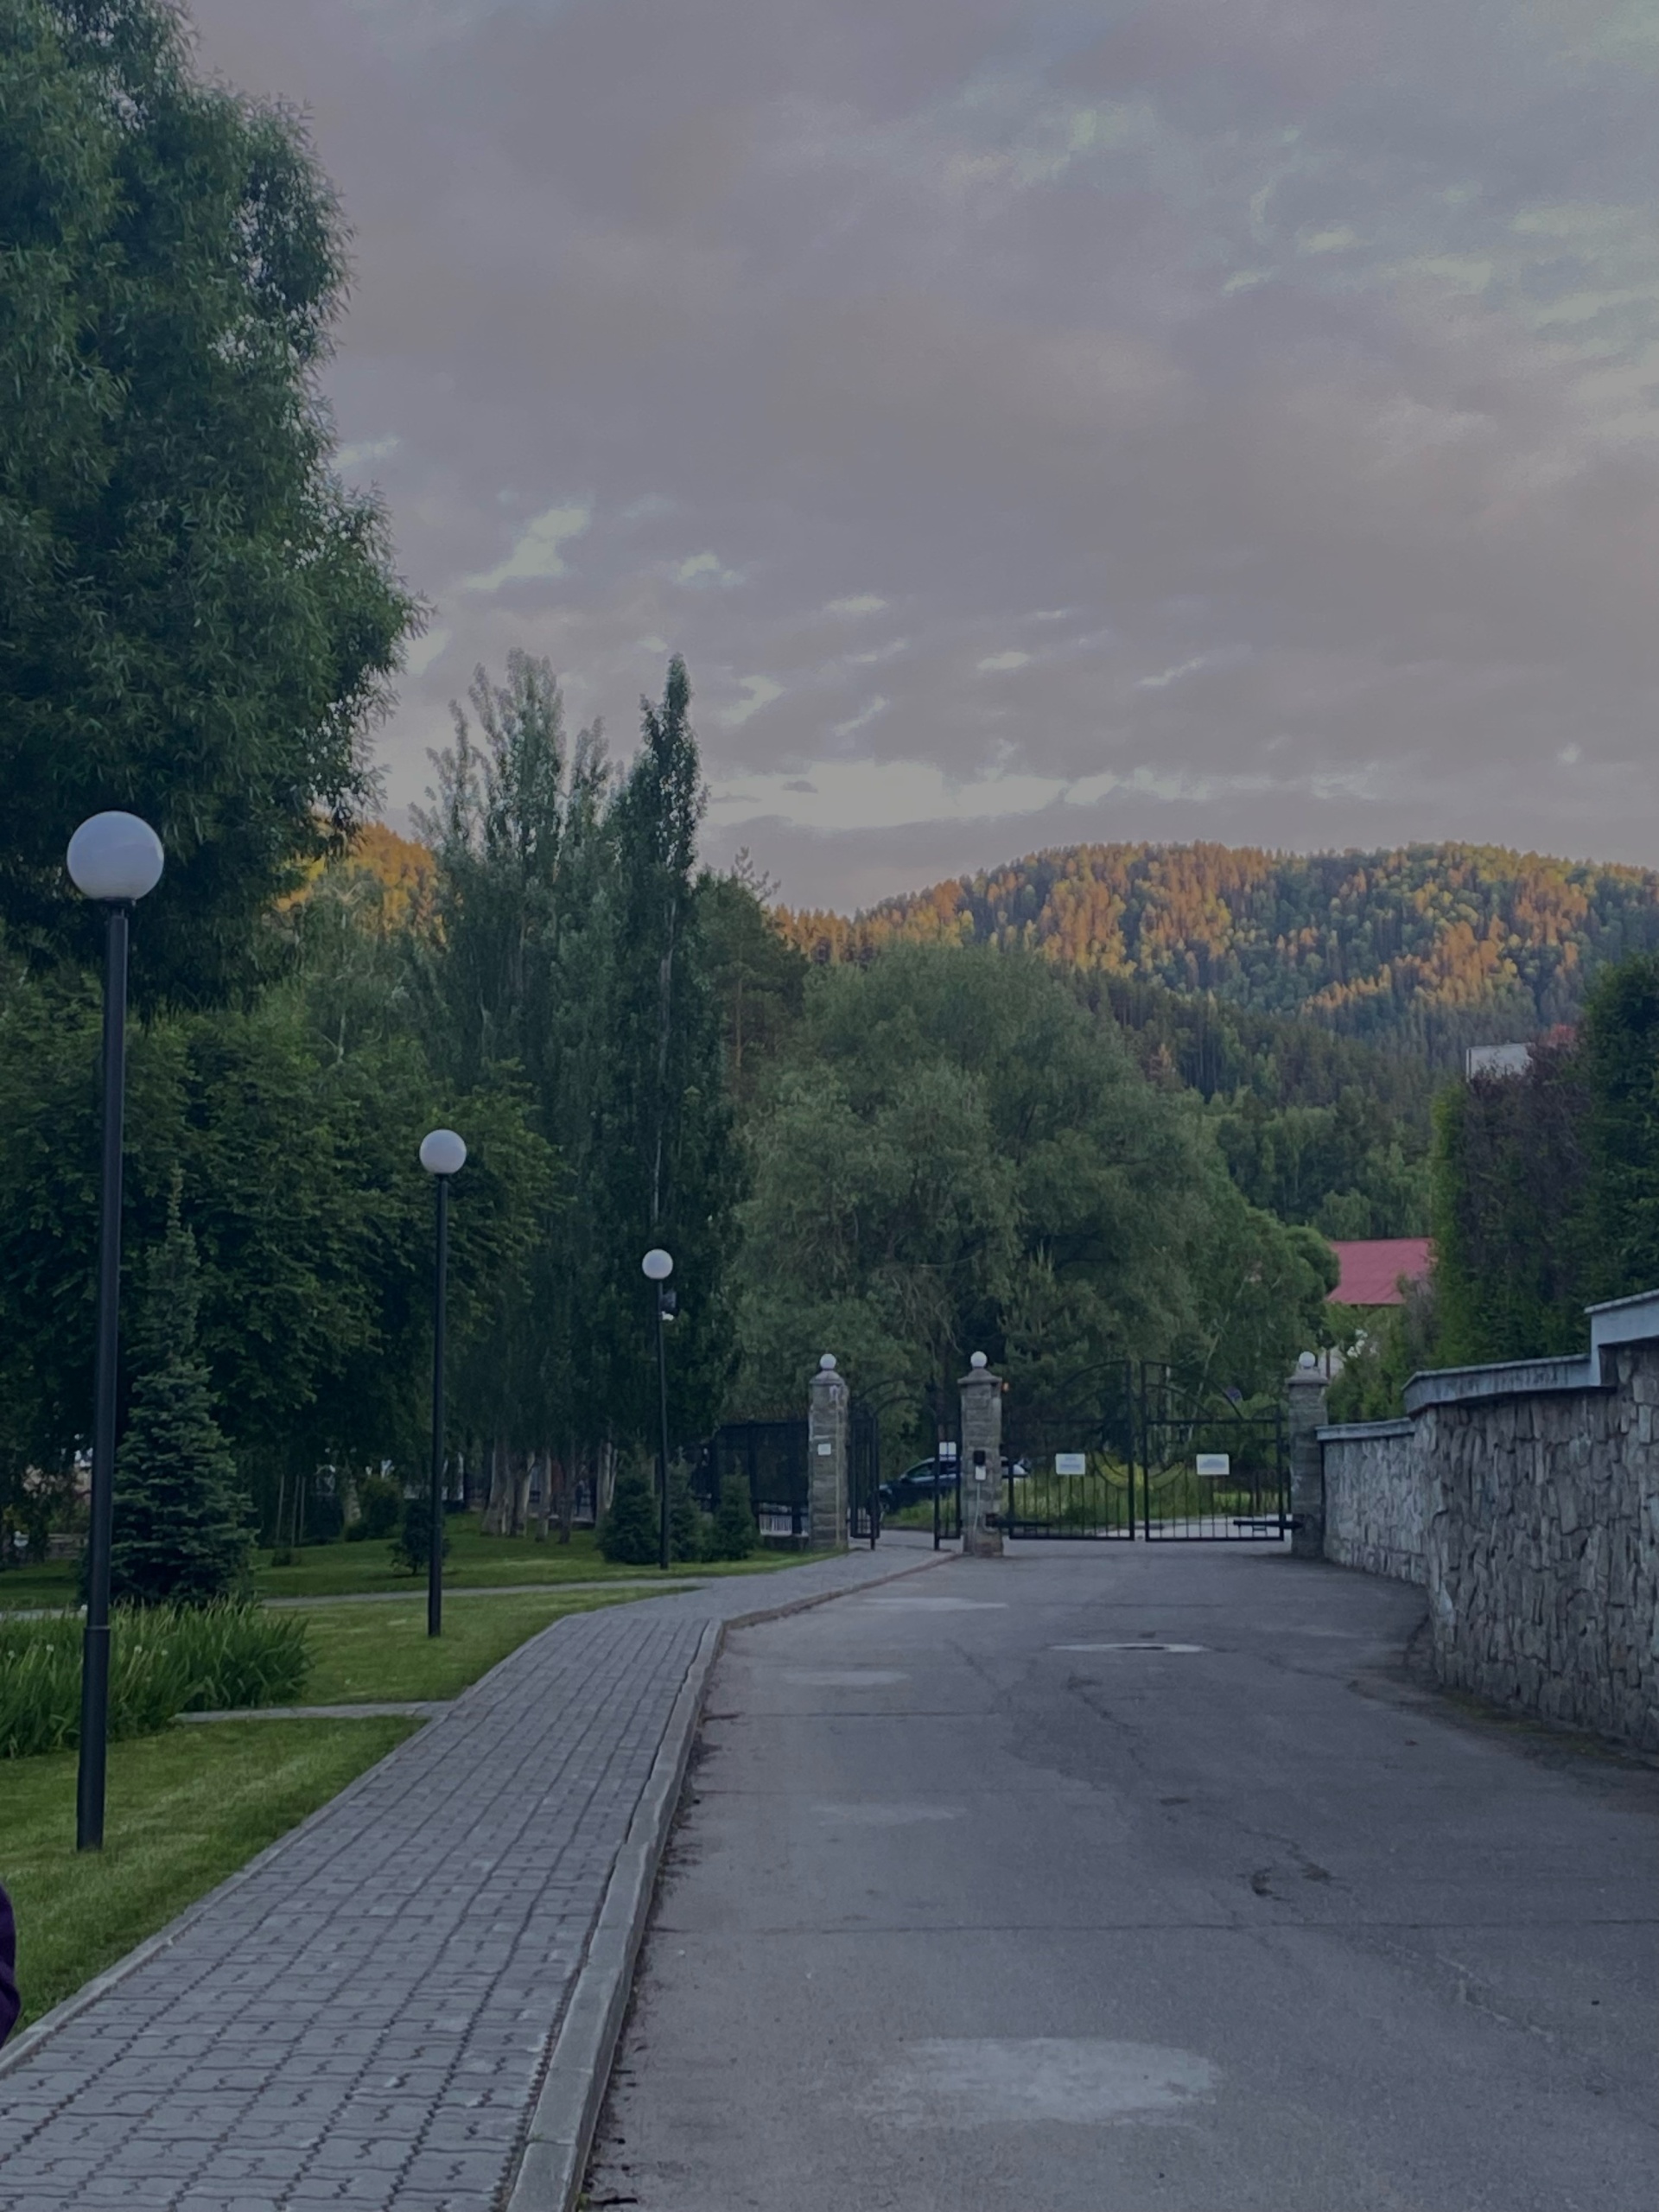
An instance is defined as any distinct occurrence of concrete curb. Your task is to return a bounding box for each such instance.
[504,1548,954,2211]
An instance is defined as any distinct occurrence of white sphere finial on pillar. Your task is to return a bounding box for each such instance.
[969,1351,988,1370]
[819,1352,836,1371]
[1298,1350,1318,1370]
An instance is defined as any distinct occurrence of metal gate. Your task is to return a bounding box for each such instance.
[700,1418,810,1543]
[1000,1361,1138,1539]
[996,1362,1290,1542]
[1135,1366,1289,1541]
[847,1402,881,1546]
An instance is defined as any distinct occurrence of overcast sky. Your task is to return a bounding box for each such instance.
[188,0,1659,909]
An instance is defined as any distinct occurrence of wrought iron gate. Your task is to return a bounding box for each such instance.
[847,1402,881,1545]
[1000,1361,1138,1539]
[700,1418,810,1543]
[1135,1365,1289,1541]
[996,1362,1291,1542]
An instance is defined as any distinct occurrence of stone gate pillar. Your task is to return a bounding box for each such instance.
[809,1353,849,1551]
[958,1352,1004,1558]
[1287,1351,1328,1560]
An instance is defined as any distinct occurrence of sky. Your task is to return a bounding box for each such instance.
[188,0,1659,911]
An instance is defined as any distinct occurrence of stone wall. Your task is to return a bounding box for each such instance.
[1423,1341,1658,1747]
[1320,1419,1424,1585]
[1315,1293,1659,1751]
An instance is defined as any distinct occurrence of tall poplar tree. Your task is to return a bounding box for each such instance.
[587,659,741,1451]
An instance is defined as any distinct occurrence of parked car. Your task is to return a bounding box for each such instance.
[877,1458,957,1512]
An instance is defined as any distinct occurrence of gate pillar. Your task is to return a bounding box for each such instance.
[958,1353,1004,1557]
[1287,1353,1327,1560]
[809,1354,850,1551]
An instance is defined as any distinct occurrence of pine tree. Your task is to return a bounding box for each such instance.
[668,1466,705,1564]
[599,1464,659,1566]
[110,1177,251,1605]
[707,1473,757,1561]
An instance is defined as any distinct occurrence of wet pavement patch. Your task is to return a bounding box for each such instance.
[866,2037,1217,2126]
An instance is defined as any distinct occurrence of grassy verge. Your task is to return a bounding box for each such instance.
[1,1718,416,2031]
[0,1522,838,1608]
[298,1587,680,1705]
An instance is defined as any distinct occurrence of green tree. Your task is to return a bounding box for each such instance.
[109,1177,251,1605]
[1580,953,1659,1301]
[0,0,414,1003]
[1430,1041,1590,1364]
[733,945,1331,1455]
[598,1464,658,1566]
[707,1473,756,1561]
[585,658,741,1453]
[699,856,808,1106]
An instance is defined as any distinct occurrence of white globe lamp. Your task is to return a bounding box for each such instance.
[419,1128,467,1177]
[67,812,165,903]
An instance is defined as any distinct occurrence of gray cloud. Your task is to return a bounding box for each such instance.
[188,0,1659,904]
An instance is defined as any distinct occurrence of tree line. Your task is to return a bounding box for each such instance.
[779,842,1659,1062]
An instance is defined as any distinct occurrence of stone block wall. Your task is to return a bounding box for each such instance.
[1423,1342,1658,1748]
[1320,1419,1424,1585]
[1315,1297,1659,1751]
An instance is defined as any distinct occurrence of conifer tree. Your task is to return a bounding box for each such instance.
[707,1473,757,1561]
[110,1176,251,1605]
[598,1464,658,1566]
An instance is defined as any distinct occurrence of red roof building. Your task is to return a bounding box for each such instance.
[1327,1238,1433,1307]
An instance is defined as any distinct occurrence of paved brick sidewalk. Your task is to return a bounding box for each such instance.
[0,1545,930,2212]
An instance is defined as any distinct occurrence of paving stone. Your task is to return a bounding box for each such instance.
[0,1547,918,2209]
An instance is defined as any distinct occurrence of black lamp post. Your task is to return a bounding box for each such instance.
[67,811,165,1853]
[641,1249,674,1571]
[419,1128,467,1637]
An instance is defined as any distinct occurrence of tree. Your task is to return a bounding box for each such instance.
[1580,953,1659,1302]
[707,1473,757,1561]
[109,1176,251,1605]
[599,1464,658,1566]
[699,856,808,1107]
[0,0,414,1004]
[733,944,1332,1457]
[582,658,741,1453]
[1431,1041,1590,1364]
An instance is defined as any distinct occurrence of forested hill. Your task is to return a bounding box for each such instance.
[776,842,1659,1058]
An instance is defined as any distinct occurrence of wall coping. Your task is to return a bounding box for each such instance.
[1401,1285,1659,1415]
[1318,1420,1415,1443]
[1586,1287,1659,1354]
[1404,1353,1599,1414]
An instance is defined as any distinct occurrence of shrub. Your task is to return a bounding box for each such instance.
[599,1465,659,1565]
[704,1475,756,1561]
[346,1475,401,1542]
[669,1470,705,1564]
[390,1491,448,1576]
[0,1604,310,1758]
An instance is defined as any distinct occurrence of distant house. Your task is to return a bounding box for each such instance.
[1465,1042,1531,1078]
[1327,1237,1433,1307]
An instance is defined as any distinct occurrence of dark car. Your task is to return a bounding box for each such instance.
[877,1458,958,1513]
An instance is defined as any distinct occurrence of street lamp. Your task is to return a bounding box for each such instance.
[641,1249,674,1571]
[420,1128,467,1637]
[67,811,165,1853]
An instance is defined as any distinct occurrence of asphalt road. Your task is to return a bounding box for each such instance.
[586,1541,1659,2212]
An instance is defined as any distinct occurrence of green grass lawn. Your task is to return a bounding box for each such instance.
[297,1586,680,1704]
[0,1518,837,1609]
[1,1718,416,2030]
